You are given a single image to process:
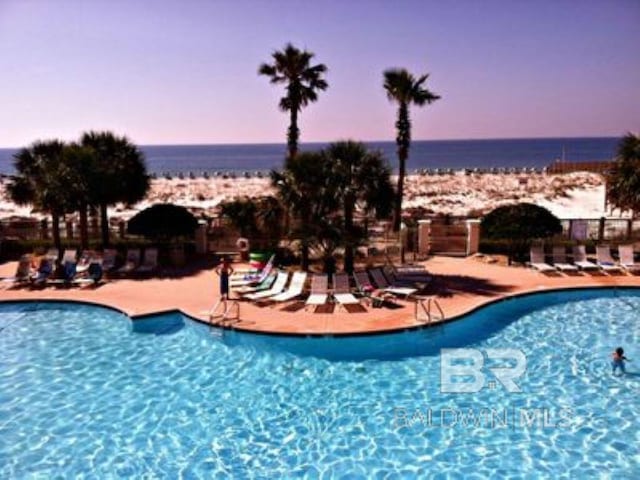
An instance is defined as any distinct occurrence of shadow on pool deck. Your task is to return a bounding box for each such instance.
[431,273,514,298]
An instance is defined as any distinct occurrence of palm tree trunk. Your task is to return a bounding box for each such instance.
[344,193,355,274]
[51,212,62,260]
[393,103,410,233]
[79,203,89,250]
[288,108,299,159]
[394,103,411,264]
[100,203,110,247]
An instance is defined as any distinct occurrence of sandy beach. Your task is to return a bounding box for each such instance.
[0,171,611,222]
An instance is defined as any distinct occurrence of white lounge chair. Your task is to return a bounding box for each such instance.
[551,246,578,273]
[230,254,275,283]
[270,271,307,303]
[572,245,599,270]
[244,271,289,301]
[233,272,276,294]
[305,274,329,311]
[596,245,622,273]
[332,273,361,309]
[230,256,275,287]
[529,246,555,273]
[136,248,158,274]
[618,245,640,274]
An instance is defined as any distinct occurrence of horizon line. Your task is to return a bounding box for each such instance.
[0,134,623,150]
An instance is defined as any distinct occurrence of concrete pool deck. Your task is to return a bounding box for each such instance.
[1,255,639,335]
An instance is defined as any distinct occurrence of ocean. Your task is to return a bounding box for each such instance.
[0,137,619,175]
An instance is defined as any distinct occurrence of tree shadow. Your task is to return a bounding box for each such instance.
[107,256,221,281]
[426,273,514,298]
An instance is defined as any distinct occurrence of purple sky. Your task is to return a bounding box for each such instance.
[0,0,638,147]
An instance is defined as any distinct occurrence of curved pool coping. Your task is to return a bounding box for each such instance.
[2,284,639,339]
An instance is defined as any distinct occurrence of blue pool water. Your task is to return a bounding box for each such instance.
[1,289,639,478]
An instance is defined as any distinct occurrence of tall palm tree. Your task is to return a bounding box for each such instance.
[383,68,440,233]
[81,131,150,246]
[607,132,640,214]
[7,140,68,257]
[259,43,328,159]
[325,141,394,273]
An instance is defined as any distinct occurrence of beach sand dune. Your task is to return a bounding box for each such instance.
[0,171,610,222]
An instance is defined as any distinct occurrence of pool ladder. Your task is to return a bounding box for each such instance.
[415,297,445,324]
[208,298,240,323]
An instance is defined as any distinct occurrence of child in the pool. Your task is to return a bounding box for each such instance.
[611,347,630,375]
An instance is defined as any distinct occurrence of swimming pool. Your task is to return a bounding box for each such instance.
[1,289,638,478]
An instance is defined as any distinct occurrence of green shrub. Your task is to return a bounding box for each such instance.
[481,203,562,264]
[127,204,198,240]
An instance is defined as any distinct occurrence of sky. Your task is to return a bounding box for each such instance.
[0,0,638,147]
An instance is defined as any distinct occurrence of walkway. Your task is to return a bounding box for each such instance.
[1,256,639,335]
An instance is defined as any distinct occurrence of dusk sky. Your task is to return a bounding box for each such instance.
[0,0,638,147]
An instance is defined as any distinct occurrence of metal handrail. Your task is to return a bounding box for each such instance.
[415,297,445,324]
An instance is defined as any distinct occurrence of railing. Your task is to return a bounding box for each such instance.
[208,299,240,323]
[415,297,445,324]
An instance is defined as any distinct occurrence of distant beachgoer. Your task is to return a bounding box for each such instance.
[611,347,630,375]
[215,257,234,299]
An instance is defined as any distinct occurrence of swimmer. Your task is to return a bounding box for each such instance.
[611,347,630,375]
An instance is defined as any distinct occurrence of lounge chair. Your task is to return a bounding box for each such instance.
[233,272,277,294]
[31,257,54,285]
[243,271,289,301]
[102,249,118,272]
[551,246,578,273]
[230,254,275,282]
[572,245,600,271]
[353,270,393,307]
[305,274,329,311]
[230,256,275,287]
[528,246,555,273]
[75,250,95,274]
[370,268,417,298]
[0,255,33,288]
[383,265,432,286]
[136,248,159,274]
[618,245,640,274]
[61,249,77,265]
[62,261,77,283]
[73,261,104,286]
[596,245,622,273]
[117,249,140,274]
[332,273,361,309]
[45,248,59,261]
[270,271,307,303]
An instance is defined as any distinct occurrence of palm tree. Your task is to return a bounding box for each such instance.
[259,43,328,159]
[271,151,337,270]
[607,133,640,215]
[61,144,98,250]
[325,141,394,273]
[383,68,440,233]
[7,140,68,257]
[80,131,150,246]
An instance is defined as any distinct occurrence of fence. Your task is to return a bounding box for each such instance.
[2,215,640,255]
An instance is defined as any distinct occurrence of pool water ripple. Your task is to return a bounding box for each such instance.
[1,291,639,478]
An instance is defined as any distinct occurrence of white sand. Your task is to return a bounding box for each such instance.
[0,171,617,222]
